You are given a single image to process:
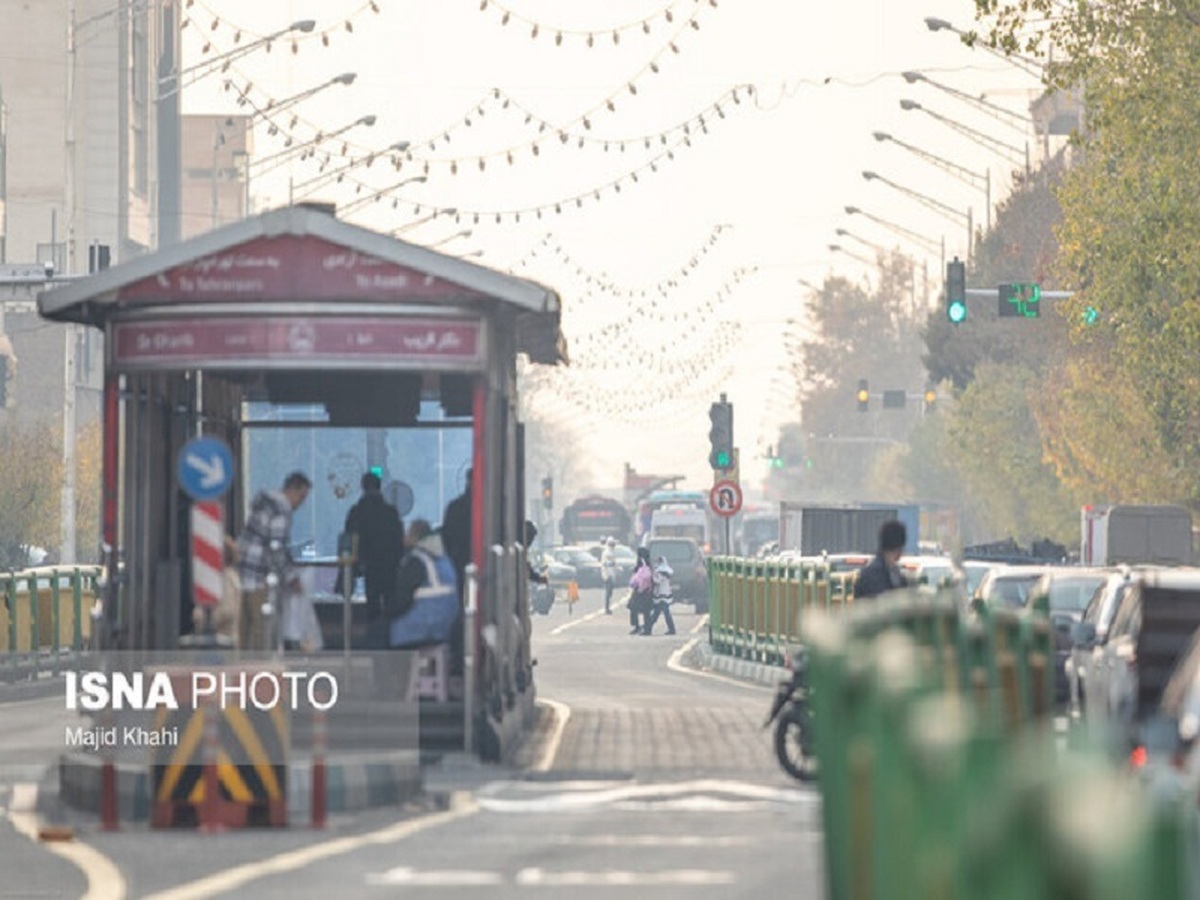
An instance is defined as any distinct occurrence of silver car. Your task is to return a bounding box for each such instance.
[1066,568,1140,718]
[1081,568,1200,742]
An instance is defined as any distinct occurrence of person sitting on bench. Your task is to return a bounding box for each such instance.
[383,518,460,649]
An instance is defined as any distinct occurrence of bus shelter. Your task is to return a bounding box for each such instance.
[39,205,565,760]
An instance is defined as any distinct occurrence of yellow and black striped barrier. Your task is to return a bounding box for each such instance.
[149,666,289,829]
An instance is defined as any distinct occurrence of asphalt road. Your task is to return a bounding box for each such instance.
[0,586,825,899]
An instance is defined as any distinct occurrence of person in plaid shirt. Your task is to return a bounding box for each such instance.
[236,471,311,649]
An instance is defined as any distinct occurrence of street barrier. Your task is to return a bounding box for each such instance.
[707,556,852,664]
[1,565,101,678]
[802,590,1200,900]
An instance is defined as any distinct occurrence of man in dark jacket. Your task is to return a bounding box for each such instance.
[854,519,908,600]
[345,471,403,622]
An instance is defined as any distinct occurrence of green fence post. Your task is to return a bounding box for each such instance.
[50,567,62,674]
[25,571,39,677]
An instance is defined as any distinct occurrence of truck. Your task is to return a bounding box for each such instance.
[649,504,711,552]
[1080,504,1194,567]
[777,502,920,557]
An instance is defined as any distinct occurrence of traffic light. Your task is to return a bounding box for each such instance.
[541,475,553,509]
[946,258,967,324]
[856,378,869,412]
[998,282,1040,318]
[923,387,937,414]
[1082,305,1099,326]
[708,398,734,470]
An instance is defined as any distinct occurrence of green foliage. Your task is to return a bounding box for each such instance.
[976,0,1200,505]
[923,157,1066,390]
[0,420,63,568]
[946,363,1077,544]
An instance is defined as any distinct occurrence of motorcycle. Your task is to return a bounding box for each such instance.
[764,649,818,782]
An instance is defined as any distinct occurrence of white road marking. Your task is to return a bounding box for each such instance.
[142,794,479,900]
[366,867,503,886]
[4,782,127,900]
[516,867,736,886]
[549,601,618,635]
[553,834,753,847]
[475,778,815,813]
[532,697,570,772]
[666,633,764,691]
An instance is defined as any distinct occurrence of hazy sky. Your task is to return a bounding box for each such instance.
[183,0,1048,495]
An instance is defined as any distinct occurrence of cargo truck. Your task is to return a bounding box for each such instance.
[1080,504,1193,567]
[778,502,919,556]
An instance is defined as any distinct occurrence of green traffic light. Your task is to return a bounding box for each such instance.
[715,450,731,468]
[1083,306,1098,325]
[947,300,967,324]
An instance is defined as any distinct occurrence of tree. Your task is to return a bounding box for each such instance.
[0,422,63,568]
[974,0,1200,503]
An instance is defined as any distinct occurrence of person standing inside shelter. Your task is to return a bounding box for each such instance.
[441,468,472,592]
[344,471,404,631]
[236,471,312,650]
[854,519,908,600]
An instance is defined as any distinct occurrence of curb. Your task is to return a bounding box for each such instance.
[686,640,788,688]
[52,751,422,826]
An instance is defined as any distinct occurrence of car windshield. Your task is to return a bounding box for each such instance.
[987,574,1043,609]
[648,542,697,565]
[1043,576,1107,613]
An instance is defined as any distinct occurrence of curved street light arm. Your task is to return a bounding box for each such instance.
[160,19,317,99]
[335,175,429,214]
[901,71,1032,133]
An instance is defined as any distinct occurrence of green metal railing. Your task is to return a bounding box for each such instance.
[1,565,101,679]
[802,590,1200,900]
[707,556,854,664]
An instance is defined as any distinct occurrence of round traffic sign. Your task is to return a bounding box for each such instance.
[177,436,234,501]
[709,479,743,518]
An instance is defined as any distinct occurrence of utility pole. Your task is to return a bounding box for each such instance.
[61,323,77,563]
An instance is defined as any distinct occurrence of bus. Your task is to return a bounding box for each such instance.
[560,495,633,546]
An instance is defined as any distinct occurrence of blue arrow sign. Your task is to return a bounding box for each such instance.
[177,436,234,501]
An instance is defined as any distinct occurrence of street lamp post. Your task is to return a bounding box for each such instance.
[843,205,941,255]
[424,229,473,250]
[393,208,458,237]
[828,243,875,267]
[289,140,411,198]
[923,17,1043,78]
[157,17,317,246]
[901,71,1033,133]
[834,228,887,256]
[872,130,991,229]
[336,174,428,215]
[899,99,1028,172]
[247,115,379,188]
[862,170,970,264]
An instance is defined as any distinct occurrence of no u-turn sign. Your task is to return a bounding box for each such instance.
[709,480,743,518]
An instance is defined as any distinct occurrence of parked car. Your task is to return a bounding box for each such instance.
[972,564,1053,611]
[550,546,604,588]
[584,542,637,581]
[1066,568,1142,718]
[1027,568,1110,709]
[962,561,1000,599]
[1140,628,1200,792]
[898,555,960,589]
[532,551,577,586]
[1079,568,1200,745]
[644,536,708,612]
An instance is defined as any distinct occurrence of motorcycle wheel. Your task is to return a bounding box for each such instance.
[774,705,817,782]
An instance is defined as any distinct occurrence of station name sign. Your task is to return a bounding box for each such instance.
[113,316,484,368]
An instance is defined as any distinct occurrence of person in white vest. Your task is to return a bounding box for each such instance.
[384,518,460,649]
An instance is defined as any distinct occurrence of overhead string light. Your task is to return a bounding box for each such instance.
[475,0,716,49]
[518,224,732,299]
[184,0,382,53]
